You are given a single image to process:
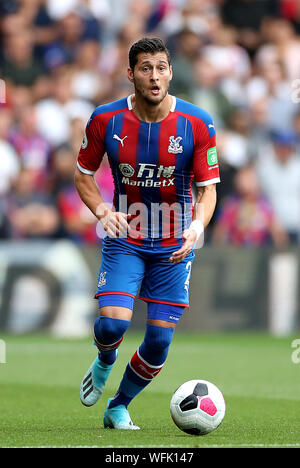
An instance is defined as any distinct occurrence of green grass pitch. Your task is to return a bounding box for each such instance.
[0,331,299,448]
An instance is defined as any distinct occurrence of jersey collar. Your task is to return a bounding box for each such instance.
[127,94,176,112]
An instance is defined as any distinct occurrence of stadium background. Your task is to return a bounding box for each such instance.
[0,0,299,338]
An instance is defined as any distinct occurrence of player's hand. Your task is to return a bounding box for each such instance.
[100,210,131,238]
[169,228,197,264]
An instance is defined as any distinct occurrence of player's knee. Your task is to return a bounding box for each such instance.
[94,316,130,348]
[145,326,174,351]
[141,323,174,365]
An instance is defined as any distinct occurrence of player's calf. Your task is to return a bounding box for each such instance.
[108,322,175,409]
[80,316,130,407]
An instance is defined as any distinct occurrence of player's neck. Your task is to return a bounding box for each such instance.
[131,93,173,123]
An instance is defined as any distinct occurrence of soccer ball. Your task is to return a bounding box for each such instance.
[170,379,226,435]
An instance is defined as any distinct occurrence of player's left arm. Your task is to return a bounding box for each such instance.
[169,112,220,264]
[169,184,217,263]
[193,183,217,228]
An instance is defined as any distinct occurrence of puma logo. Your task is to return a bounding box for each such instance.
[113,134,128,147]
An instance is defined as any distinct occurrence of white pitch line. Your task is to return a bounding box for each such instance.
[3,443,300,448]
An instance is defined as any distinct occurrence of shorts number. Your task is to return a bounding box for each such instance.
[184,261,192,293]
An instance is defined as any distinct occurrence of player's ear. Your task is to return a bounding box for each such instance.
[169,64,173,82]
[128,67,134,83]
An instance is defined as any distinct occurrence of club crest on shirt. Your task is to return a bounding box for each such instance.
[168,136,183,154]
[98,271,107,287]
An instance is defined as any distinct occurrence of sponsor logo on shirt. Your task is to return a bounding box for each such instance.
[81,132,88,149]
[119,163,176,188]
[207,146,218,166]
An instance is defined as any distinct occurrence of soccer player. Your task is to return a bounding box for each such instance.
[75,37,220,430]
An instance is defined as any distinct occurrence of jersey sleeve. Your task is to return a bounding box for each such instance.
[77,113,105,175]
[192,114,220,187]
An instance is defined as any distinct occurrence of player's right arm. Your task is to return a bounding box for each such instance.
[74,169,129,238]
[75,113,130,238]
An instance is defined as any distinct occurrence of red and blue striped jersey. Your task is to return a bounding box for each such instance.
[77,95,220,247]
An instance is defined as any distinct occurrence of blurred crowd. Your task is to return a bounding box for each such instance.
[0,0,300,247]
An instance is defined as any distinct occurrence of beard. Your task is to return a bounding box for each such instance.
[133,77,170,106]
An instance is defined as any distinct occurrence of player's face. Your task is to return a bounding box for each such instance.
[128,52,173,105]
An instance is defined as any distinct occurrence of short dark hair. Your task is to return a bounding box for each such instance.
[129,37,171,70]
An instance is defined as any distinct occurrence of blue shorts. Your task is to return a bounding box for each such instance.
[95,238,195,321]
